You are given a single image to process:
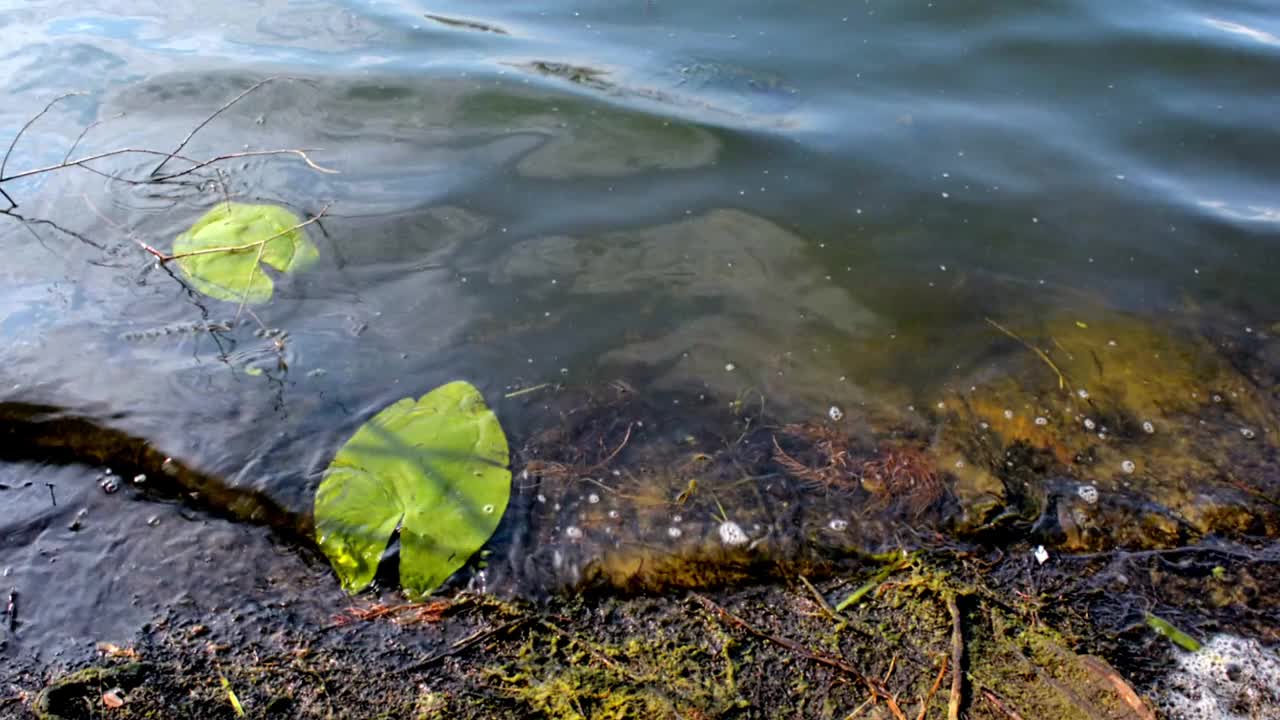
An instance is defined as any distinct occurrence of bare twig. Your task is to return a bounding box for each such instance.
[917,655,948,720]
[81,193,164,258]
[153,148,337,182]
[166,201,331,263]
[692,593,890,699]
[947,593,964,720]
[151,76,291,177]
[0,185,15,211]
[4,147,333,185]
[985,317,1069,391]
[583,422,633,473]
[1078,656,1157,720]
[63,112,124,163]
[981,688,1026,720]
[1,91,84,181]
[399,617,528,675]
[798,575,837,620]
[1,207,104,250]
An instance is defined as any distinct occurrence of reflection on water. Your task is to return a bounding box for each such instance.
[2,0,1279,656]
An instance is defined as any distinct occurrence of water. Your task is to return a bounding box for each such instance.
[1,0,1278,654]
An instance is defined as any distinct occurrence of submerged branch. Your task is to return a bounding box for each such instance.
[150,76,296,177]
[1,91,85,182]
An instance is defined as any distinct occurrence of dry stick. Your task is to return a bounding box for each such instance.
[1077,656,1157,720]
[1,91,85,181]
[154,148,336,182]
[5,147,335,186]
[916,656,948,720]
[399,617,528,675]
[946,594,964,720]
[692,593,900,716]
[82,193,165,258]
[798,575,837,620]
[167,202,331,262]
[151,76,293,177]
[984,317,1069,391]
[63,112,124,164]
[584,421,633,473]
[981,688,1026,720]
[234,230,271,323]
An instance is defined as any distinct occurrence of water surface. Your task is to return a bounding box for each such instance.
[2,0,1278,653]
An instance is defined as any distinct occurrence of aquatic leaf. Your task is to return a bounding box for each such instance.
[1146,613,1202,652]
[314,381,511,598]
[173,203,318,304]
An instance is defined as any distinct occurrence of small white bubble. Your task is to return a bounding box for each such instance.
[1034,416,1048,426]
[667,526,683,539]
[1034,545,1049,564]
[1142,421,1155,434]
[724,362,737,372]
[1084,418,1097,430]
[672,515,682,523]
[482,504,495,514]
[608,510,619,519]
[565,526,583,539]
[718,521,749,546]
[1077,484,1099,505]
[1004,409,1014,419]
[828,518,849,532]
[955,460,966,469]
[1077,389,1089,399]
[536,494,547,504]
[1240,427,1256,440]
[587,493,600,504]
[1121,460,1136,474]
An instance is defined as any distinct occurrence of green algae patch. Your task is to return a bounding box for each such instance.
[33,663,148,720]
[174,203,318,304]
[315,381,511,598]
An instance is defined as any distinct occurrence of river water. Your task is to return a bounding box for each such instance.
[1,0,1278,657]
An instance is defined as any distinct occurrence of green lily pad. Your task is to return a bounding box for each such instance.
[173,203,318,304]
[314,381,511,597]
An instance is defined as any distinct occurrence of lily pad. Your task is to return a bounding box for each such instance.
[314,381,511,597]
[173,203,318,304]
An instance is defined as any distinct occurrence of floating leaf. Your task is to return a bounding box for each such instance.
[315,381,510,598]
[173,203,318,304]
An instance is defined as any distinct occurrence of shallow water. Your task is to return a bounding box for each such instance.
[1,0,1279,656]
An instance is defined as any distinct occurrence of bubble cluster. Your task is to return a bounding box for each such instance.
[1158,634,1280,720]
[718,520,749,546]
[1077,484,1099,505]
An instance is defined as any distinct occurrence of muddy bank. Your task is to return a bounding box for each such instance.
[4,541,1278,719]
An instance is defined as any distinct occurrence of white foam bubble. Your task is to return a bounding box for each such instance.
[1158,634,1280,720]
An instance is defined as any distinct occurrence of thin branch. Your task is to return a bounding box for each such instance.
[63,112,124,163]
[1,207,103,250]
[692,593,890,698]
[947,593,964,720]
[985,317,1069,391]
[2,91,84,180]
[4,147,333,185]
[0,186,15,211]
[165,202,330,262]
[151,76,293,177]
[234,230,270,323]
[4,147,199,183]
[81,193,165,259]
[153,148,337,182]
